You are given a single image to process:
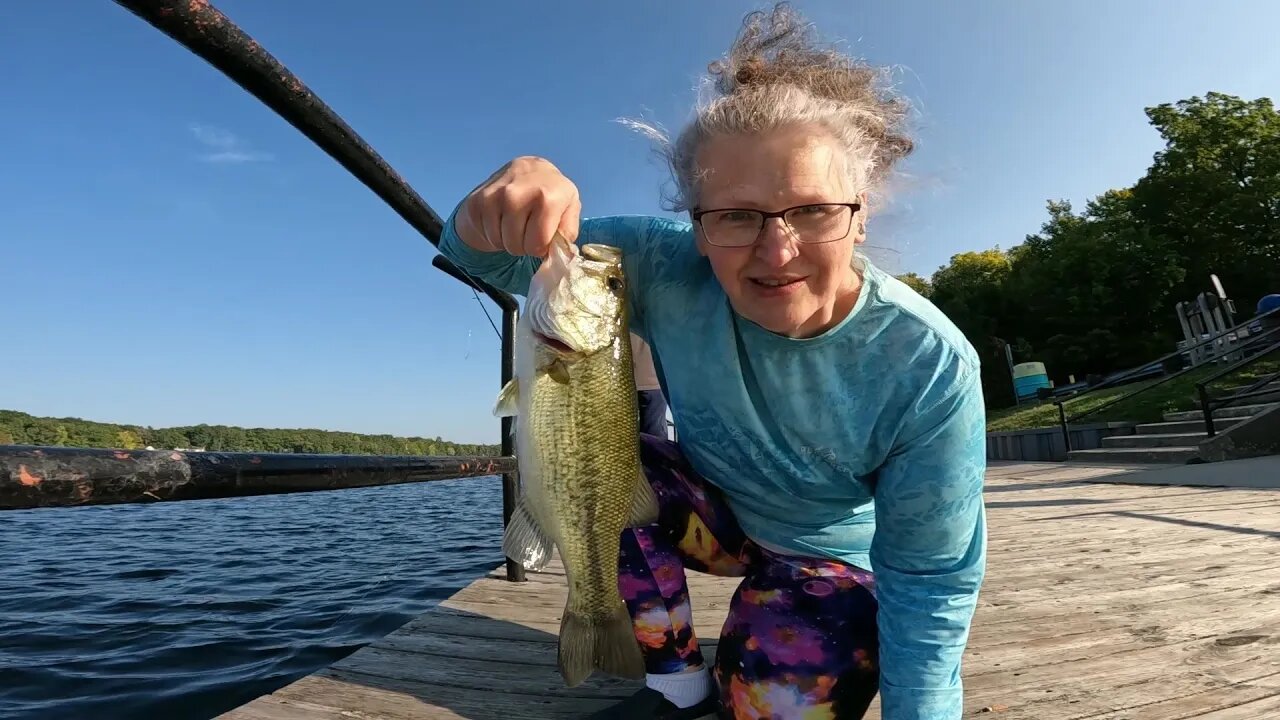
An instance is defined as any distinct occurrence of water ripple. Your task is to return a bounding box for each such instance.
[0,476,505,720]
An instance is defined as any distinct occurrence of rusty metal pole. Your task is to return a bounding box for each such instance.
[108,1,528,574]
[109,0,448,245]
[0,447,515,510]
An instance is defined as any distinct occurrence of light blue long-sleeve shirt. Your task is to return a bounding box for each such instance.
[439,210,987,720]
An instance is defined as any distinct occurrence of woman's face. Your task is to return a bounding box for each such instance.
[693,124,866,339]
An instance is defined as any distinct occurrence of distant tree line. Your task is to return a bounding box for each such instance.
[895,92,1280,408]
[0,409,499,456]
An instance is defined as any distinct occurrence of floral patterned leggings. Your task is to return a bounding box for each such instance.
[619,435,881,719]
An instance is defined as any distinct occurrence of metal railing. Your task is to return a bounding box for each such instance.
[1,0,528,581]
[1055,306,1280,452]
[1195,338,1280,437]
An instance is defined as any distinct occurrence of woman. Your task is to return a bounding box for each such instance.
[439,5,986,719]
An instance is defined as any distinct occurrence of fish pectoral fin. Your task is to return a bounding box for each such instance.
[501,497,554,572]
[544,359,571,385]
[627,468,660,527]
[493,378,520,418]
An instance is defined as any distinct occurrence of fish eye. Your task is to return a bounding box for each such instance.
[606,276,624,293]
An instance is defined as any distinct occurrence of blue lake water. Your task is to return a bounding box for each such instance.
[0,477,505,720]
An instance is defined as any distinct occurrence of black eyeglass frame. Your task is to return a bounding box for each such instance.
[690,202,863,247]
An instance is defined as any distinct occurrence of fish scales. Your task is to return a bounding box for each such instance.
[528,332,639,613]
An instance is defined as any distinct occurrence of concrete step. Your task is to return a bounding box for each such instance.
[1242,387,1280,403]
[1136,415,1244,430]
[1136,417,1247,435]
[1102,432,1206,449]
[1212,384,1280,404]
[1163,402,1279,423]
[1065,447,1201,464]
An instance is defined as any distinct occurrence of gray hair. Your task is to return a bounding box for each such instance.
[621,3,914,213]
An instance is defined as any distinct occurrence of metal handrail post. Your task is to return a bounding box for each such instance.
[500,306,524,582]
[1197,384,1217,438]
[432,256,525,582]
[1057,401,1072,453]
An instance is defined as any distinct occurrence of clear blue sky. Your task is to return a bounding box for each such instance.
[3,1,1277,444]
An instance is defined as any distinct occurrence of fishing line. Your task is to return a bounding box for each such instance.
[469,285,502,341]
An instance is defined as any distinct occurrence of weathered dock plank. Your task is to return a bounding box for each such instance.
[221,460,1280,719]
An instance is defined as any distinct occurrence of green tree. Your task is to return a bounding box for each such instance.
[1004,193,1185,380]
[929,248,1013,342]
[895,272,932,298]
[928,248,1017,407]
[116,429,144,450]
[146,428,190,449]
[0,409,498,455]
[1130,92,1280,307]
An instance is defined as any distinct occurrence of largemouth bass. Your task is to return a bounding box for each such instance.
[493,237,659,687]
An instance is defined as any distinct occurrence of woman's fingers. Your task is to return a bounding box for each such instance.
[478,193,505,254]
[457,156,580,258]
[500,193,530,257]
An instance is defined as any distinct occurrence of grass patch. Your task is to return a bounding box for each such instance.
[986,357,1280,432]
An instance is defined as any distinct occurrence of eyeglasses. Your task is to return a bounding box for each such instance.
[691,202,862,248]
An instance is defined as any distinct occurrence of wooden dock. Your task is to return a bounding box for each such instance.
[221,460,1280,719]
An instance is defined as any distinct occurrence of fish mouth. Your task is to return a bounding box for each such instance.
[534,330,576,354]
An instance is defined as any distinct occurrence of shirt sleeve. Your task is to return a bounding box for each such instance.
[870,359,988,720]
[436,203,663,339]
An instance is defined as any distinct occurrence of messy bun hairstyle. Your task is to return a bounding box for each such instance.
[625,2,914,213]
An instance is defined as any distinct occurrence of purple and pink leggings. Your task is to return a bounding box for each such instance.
[617,435,881,718]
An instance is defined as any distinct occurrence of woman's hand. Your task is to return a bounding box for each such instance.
[455,156,582,258]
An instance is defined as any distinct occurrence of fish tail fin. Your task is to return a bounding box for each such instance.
[501,498,553,572]
[558,605,645,687]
